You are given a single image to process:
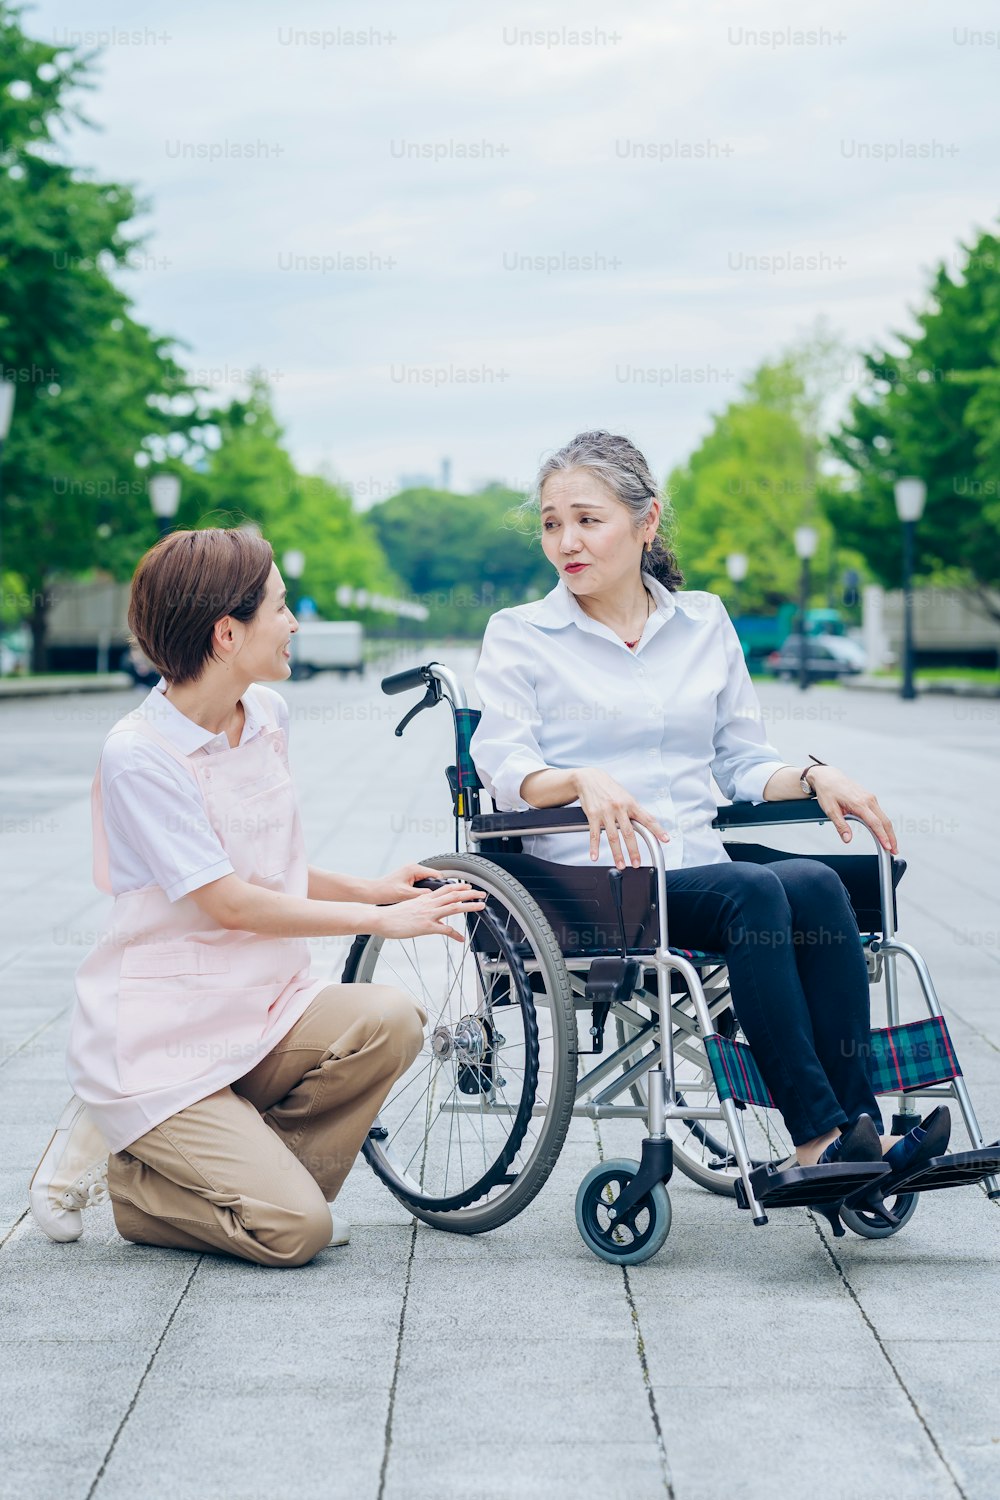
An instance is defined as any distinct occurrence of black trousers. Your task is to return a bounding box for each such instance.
[663,858,882,1146]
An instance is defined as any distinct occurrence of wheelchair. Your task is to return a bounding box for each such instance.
[342,661,1000,1265]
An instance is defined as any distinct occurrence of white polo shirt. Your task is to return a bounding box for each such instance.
[101,680,290,902]
[471,579,789,869]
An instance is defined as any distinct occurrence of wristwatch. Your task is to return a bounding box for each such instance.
[799,754,827,798]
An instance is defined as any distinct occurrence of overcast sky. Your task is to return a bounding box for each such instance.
[28,0,1000,504]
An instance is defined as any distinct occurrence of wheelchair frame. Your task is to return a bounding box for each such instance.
[364,660,999,1259]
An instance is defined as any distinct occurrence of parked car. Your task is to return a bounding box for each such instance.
[288,621,364,679]
[122,642,160,687]
[765,633,867,682]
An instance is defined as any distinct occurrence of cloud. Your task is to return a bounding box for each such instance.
[31,0,1000,497]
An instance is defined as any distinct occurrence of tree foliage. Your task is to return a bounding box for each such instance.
[666,342,856,612]
[367,485,552,634]
[0,3,199,657]
[185,375,399,619]
[828,227,1000,613]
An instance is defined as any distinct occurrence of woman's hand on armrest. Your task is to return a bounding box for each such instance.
[520,767,669,869]
[762,765,897,853]
[187,873,487,941]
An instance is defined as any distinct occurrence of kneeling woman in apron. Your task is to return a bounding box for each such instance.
[30,527,485,1267]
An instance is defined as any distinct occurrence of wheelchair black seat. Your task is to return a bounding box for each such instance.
[474,846,906,961]
[477,853,661,957]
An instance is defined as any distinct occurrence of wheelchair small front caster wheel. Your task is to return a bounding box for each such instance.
[575,1158,671,1265]
[839,1191,918,1239]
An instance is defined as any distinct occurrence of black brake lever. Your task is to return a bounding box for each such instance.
[394,684,440,737]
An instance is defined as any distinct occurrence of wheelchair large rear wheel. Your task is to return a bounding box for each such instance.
[343,853,577,1234]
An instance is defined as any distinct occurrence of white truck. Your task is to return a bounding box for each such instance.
[288,620,365,679]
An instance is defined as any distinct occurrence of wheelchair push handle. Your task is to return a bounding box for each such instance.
[381,664,439,696]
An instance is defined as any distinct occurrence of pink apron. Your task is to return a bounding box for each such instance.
[66,693,330,1153]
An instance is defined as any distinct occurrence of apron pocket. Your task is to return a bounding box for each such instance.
[230,781,297,881]
[117,948,276,1093]
[120,944,231,980]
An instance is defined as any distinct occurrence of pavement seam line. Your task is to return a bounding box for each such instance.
[592,1118,674,1499]
[621,1266,675,1500]
[85,1254,203,1500]
[0,1208,28,1250]
[0,1004,71,1072]
[377,1217,418,1500]
[808,1215,968,1499]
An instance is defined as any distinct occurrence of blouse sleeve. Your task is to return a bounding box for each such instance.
[471,611,550,812]
[709,595,788,804]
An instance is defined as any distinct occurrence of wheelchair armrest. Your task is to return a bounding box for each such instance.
[712,801,832,830]
[470,807,590,838]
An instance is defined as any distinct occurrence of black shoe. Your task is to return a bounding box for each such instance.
[809,1116,884,1236]
[847,1106,952,1211]
[817,1114,883,1166]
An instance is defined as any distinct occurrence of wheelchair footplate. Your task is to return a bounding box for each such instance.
[735,1159,889,1211]
[858,1144,1000,1198]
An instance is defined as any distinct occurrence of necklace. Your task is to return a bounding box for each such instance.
[624,590,653,650]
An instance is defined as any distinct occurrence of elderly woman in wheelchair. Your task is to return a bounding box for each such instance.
[348,429,999,1264]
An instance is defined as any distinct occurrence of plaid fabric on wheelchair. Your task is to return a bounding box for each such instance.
[705,1015,962,1110]
[453,708,483,794]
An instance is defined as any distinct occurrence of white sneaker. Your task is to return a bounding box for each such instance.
[329,1215,351,1247]
[29,1097,109,1243]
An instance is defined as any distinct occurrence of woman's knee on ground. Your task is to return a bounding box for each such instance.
[246,1190,333,1268]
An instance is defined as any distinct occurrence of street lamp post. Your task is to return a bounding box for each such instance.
[725,552,748,618]
[894,478,925,702]
[282,549,305,612]
[793,525,819,693]
[0,380,16,678]
[149,474,181,539]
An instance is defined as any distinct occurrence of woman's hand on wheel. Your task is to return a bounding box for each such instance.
[573,768,670,869]
[370,862,442,904]
[808,768,898,854]
[371,882,487,942]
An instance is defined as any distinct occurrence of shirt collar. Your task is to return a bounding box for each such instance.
[144,679,266,755]
[527,575,692,637]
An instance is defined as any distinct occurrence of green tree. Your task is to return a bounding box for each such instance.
[185,376,400,619]
[667,344,853,613]
[828,226,1000,616]
[367,485,550,635]
[0,2,196,666]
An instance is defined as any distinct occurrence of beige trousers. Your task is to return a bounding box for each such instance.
[108,983,426,1268]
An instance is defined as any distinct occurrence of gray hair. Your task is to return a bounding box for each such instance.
[531,430,684,589]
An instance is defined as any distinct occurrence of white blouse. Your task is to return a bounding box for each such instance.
[470,577,789,869]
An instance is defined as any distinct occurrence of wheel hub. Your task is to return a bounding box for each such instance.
[431,1015,488,1065]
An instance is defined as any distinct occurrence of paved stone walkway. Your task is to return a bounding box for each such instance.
[2,652,997,1499]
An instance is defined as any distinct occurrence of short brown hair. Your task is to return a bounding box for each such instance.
[127,528,274,686]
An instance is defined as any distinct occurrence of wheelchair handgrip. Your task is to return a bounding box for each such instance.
[381,664,436,696]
